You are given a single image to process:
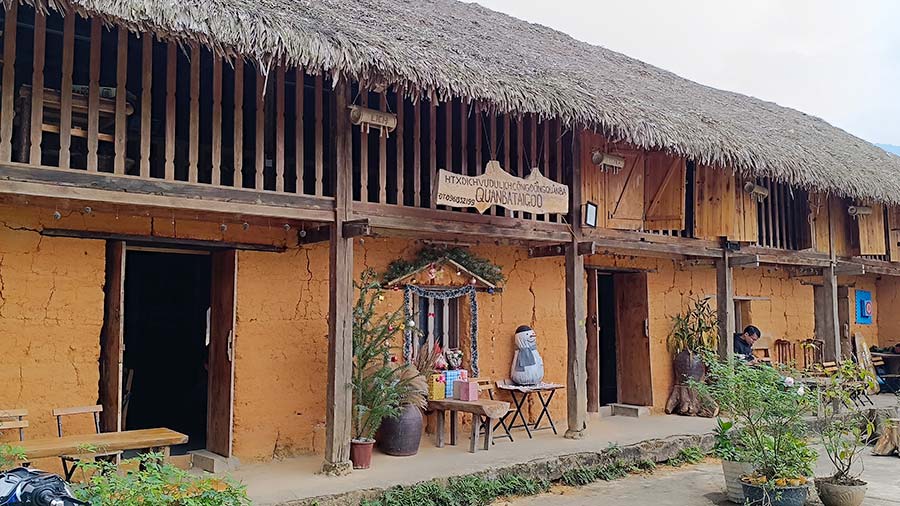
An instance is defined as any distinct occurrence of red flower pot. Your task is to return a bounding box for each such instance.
[350,439,375,469]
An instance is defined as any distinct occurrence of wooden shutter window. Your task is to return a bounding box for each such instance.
[693,165,736,240]
[643,153,686,230]
[606,150,645,230]
[855,202,887,256]
[731,176,759,243]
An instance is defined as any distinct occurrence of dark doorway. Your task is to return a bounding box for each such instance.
[597,274,618,405]
[122,250,212,454]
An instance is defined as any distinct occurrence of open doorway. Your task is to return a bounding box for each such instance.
[587,270,652,408]
[123,250,212,454]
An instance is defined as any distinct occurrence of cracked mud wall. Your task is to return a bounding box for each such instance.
[0,204,105,445]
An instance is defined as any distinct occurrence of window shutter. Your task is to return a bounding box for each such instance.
[606,150,645,230]
[643,153,685,230]
[693,165,735,240]
[856,202,886,256]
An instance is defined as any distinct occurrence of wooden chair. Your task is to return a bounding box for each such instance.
[53,405,121,481]
[0,409,28,442]
[773,339,796,366]
[473,378,514,443]
[802,339,825,371]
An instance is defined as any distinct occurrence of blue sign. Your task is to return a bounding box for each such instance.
[855,290,873,325]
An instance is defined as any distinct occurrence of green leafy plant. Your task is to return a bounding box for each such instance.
[352,269,424,440]
[383,245,505,286]
[713,418,744,462]
[691,353,817,485]
[667,297,718,356]
[668,446,705,467]
[360,474,548,506]
[73,453,250,506]
[815,361,877,486]
[0,444,25,470]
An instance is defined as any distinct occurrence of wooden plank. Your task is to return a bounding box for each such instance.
[164,41,176,180]
[295,68,305,194]
[644,152,686,230]
[606,149,645,229]
[772,179,782,248]
[578,131,606,228]
[44,228,284,252]
[515,115,524,219]
[17,428,188,460]
[208,250,237,457]
[830,196,851,257]
[324,80,354,474]
[28,10,46,165]
[0,1,17,162]
[275,65,285,192]
[716,255,735,360]
[887,205,900,262]
[0,409,27,418]
[211,57,223,185]
[586,270,599,413]
[460,98,468,176]
[732,176,760,243]
[565,241,588,437]
[52,405,103,417]
[413,100,421,207]
[489,110,497,216]
[58,12,75,170]
[379,94,387,203]
[474,103,482,175]
[87,20,103,171]
[314,74,323,196]
[396,96,404,205]
[359,91,368,201]
[429,100,436,209]
[233,60,244,187]
[99,240,125,432]
[857,202,887,256]
[503,114,510,216]
[555,122,562,223]
[139,33,153,178]
[114,28,128,174]
[255,69,265,189]
[614,272,652,406]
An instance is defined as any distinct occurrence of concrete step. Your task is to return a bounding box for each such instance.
[609,403,651,418]
[189,449,241,473]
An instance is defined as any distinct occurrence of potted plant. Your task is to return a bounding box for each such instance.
[813,362,876,506]
[665,297,718,416]
[714,418,754,503]
[351,269,420,469]
[376,344,436,457]
[693,354,818,506]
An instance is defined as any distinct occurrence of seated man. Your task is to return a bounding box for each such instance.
[734,325,761,363]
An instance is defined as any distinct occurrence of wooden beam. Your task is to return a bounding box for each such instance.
[42,229,285,253]
[295,67,305,194]
[255,70,265,190]
[565,240,588,439]
[233,60,244,187]
[678,259,717,269]
[139,33,153,178]
[716,253,735,360]
[0,1,17,162]
[833,262,866,276]
[820,264,841,361]
[730,254,761,268]
[114,28,128,174]
[529,241,596,258]
[59,13,75,170]
[323,79,353,475]
[275,65,285,192]
[211,57,223,185]
[314,74,324,196]
[299,220,371,245]
[164,41,176,179]
[343,218,371,238]
[29,10,46,165]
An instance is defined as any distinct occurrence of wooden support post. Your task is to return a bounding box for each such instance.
[0,1,17,162]
[565,240,588,438]
[586,269,599,413]
[716,253,735,360]
[323,79,353,476]
[821,264,841,361]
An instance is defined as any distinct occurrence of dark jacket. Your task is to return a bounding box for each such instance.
[733,333,754,361]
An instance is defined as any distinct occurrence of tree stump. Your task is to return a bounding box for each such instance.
[665,385,718,418]
[872,418,900,457]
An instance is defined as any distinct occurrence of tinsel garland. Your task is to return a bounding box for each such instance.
[384,245,505,286]
[403,284,479,377]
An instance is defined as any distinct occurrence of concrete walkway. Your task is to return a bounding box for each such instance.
[232,413,717,505]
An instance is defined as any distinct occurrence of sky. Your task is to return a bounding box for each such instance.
[472,0,900,147]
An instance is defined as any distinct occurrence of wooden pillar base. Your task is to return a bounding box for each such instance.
[320,460,353,476]
[564,428,586,440]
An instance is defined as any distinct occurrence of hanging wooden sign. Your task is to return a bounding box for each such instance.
[434,161,569,214]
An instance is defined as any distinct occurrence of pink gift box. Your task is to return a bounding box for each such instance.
[453,380,479,401]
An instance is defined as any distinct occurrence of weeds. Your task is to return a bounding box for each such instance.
[360,474,549,506]
[668,447,705,468]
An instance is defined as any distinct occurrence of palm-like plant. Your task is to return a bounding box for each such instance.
[668,296,718,356]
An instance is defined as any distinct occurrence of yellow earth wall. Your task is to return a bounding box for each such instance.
[876,277,900,348]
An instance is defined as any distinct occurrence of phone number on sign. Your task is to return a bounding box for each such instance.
[437,193,475,206]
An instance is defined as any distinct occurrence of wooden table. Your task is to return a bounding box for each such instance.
[428,399,509,453]
[16,428,188,459]
[496,380,564,438]
[872,352,900,375]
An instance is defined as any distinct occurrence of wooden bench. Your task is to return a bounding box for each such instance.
[16,428,188,460]
[427,399,509,453]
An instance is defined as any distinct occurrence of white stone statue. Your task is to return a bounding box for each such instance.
[510,325,544,386]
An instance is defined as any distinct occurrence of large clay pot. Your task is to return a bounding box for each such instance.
[722,461,755,503]
[349,439,375,469]
[741,481,809,506]
[815,477,867,506]
[673,350,706,384]
[376,404,424,456]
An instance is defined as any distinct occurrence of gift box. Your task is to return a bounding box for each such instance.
[453,380,479,401]
[428,373,446,400]
[444,370,462,397]
[459,369,468,382]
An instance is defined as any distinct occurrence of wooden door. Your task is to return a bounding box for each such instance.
[99,241,125,432]
[613,272,652,406]
[606,150,645,229]
[207,250,237,457]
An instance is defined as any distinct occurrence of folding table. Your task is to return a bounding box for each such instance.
[496,380,564,438]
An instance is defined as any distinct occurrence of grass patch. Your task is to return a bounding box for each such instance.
[667,446,705,468]
[360,474,549,506]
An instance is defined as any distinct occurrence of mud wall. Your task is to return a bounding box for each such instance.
[876,277,900,348]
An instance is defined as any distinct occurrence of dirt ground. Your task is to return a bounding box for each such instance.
[501,453,900,506]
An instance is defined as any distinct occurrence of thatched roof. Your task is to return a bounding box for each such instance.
[43,0,900,203]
